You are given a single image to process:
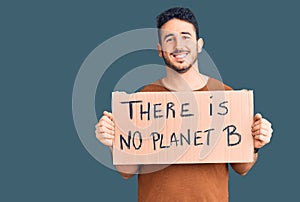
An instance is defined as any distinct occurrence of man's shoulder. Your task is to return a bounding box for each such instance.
[206,77,233,91]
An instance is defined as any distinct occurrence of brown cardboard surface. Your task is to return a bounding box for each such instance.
[112,90,254,165]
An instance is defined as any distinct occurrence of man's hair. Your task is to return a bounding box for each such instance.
[156,7,200,43]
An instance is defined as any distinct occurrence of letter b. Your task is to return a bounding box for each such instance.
[223,125,241,146]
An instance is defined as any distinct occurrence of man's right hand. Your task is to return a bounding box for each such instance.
[95,111,115,149]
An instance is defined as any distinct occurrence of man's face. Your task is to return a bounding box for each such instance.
[158,18,202,74]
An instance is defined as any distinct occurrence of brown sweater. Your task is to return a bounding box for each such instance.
[137,77,232,202]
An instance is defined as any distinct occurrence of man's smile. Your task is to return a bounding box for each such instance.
[171,51,190,60]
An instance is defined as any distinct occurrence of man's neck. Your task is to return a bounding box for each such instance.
[161,64,209,91]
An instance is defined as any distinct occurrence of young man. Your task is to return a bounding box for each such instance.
[95,7,272,201]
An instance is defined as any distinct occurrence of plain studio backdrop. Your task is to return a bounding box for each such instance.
[1,1,299,201]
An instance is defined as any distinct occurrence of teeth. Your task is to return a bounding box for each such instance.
[174,53,187,59]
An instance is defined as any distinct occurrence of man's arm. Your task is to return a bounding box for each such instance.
[230,152,258,176]
[95,111,139,179]
[231,113,272,176]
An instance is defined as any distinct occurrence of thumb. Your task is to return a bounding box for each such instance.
[103,111,113,120]
[254,113,262,121]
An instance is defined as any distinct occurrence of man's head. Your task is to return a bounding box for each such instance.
[156,7,200,43]
[156,7,204,74]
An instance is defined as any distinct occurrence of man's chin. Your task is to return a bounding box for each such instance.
[168,65,192,74]
[162,54,194,74]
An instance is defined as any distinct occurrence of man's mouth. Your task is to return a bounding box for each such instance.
[171,51,189,59]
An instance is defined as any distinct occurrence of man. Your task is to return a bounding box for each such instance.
[95,7,272,201]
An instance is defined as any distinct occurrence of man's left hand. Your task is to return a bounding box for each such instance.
[251,113,273,149]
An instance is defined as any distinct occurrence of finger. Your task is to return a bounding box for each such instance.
[96,131,114,141]
[99,138,113,147]
[252,118,272,128]
[254,140,264,149]
[253,113,262,122]
[101,115,114,125]
[95,121,101,129]
[99,116,114,128]
[251,124,261,132]
[251,124,273,133]
[95,116,112,128]
[252,119,261,127]
[252,128,270,136]
[254,134,271,144]
[97,119,114,131]
[104,111,113,120]
[97,126,114,135]
[261,118,272,127]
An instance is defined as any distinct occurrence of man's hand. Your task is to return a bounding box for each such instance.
[95,111,115,149]
[251,113,273,149]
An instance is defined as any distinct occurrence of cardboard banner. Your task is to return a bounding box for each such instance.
[112,90,254,165]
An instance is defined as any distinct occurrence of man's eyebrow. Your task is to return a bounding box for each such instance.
[181,32,192,36]
[164,33,174,40]
[163,32,192,41]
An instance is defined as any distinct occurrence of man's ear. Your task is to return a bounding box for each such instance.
[157,43,163,57]
[197,38,204,53]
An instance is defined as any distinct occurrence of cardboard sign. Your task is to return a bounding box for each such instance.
[112,90,254,165]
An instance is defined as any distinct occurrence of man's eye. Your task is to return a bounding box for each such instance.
[166,38,173,42]
[183,36,191,39]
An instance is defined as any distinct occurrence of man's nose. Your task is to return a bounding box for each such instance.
[174,37,185,49]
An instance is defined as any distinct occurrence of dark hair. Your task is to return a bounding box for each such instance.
[156,7,200,43]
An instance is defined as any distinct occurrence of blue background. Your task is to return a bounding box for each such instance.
[1,0,299,201]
